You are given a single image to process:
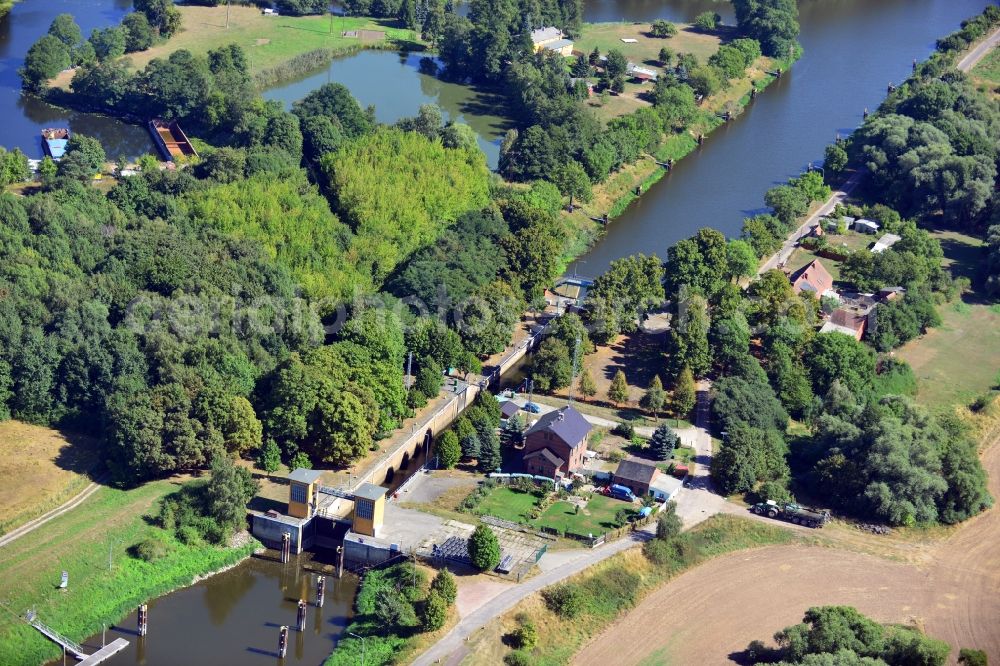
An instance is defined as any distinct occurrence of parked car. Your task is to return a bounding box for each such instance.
[608,484,637,502]
[523,402,541,413]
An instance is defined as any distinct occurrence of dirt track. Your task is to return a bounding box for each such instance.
[573,439,1000,665]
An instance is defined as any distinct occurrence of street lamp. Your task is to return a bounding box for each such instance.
[348,632,367,666]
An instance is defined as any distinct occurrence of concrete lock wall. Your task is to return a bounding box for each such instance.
[252,514,308,553]
[344,538,397,566]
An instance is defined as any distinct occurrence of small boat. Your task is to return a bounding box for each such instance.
[148,119,198,162]
[41,128,70,160]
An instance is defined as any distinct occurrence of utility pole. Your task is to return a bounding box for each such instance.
[567,336,580,404]
[226,0,231,29]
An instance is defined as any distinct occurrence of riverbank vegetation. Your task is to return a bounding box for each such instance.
[325,562,457,666]
[464,513,794,665]
[0,480,257,666]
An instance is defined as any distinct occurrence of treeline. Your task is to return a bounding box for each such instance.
[21,2,177,90]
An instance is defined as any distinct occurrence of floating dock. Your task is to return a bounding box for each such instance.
[148,119,198,161]
[41,128,69,160]
[25,611,129,664]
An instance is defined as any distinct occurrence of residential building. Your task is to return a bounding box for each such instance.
[871,233,901,253]
[627,63,659,82]
[853,218,880,234]
[521,405,591,477]
[612,456,683,501]
[530,27,575,56]
[499,399,521,422]
[820,306,868,340]
[790,259,835,298]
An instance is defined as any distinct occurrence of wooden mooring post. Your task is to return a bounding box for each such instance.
[297,600,307,632]
[336,545,345,579]
[137,605,148,637]
[280,532,291,564]
[278,626,288,658]
[316,575,326,608]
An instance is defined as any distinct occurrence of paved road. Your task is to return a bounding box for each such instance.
[0,477,104,549]
[757,170,864,276]
[411,524,656,666]
[957,25,1000,73]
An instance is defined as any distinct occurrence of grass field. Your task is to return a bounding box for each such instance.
[971,44,1000,93]
[463,515,797,665]
[0,480,257,666]
[475,486,540,523]
[896,229,1000,412]
[125,5,418,74]
[575,22,721,70]
[0,421,99,536]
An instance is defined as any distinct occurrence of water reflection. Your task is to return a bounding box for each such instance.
[263,50,515,168]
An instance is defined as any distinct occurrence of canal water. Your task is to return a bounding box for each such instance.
[0,0,154,159]
[63,555,359,666]
[263,50,513,168]
[574,0,990,275]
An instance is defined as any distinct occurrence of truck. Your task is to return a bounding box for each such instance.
[751,499,830,528]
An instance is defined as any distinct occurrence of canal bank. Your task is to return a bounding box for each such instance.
[62,553,359,666]
[572,0,992,275]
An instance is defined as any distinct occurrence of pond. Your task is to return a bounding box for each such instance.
[263,49,514,169]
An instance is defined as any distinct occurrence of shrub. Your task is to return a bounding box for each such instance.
[509,621,538,649]
[504,651,535,666]
[177,525,201,545]
[542,583,585,618]
[612,421,635,438]
[431,569,457,606]
[747,480,793,505]
[130,538,168,562]
[421,590,448,631]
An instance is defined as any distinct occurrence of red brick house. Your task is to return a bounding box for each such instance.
[521,406,591,478]
[790,259,835,297]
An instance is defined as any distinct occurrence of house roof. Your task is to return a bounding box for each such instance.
[871,233,901,253]
[627,63,659,80]
[790,259,834,296]
[854,219,880,231]
[287,468,324,485]
[523,447,565,469]
[353,483,386,502]
[542,38,574,51]
[500,400,521,418]
[649,474,683,497]
[829,307,866,331]
[531,26,562,44]
[820,321,860,337]
[524,406,591,449]
[613,457,659,485]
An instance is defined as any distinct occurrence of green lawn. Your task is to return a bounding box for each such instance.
[0,481,256,666]
[475,486,632,536]
[537,494,627,535]
[896,229,1000,412]
[125,5,419,74]
[475,486,540,523]
[575,21,721,69]
[971,44,1000,86]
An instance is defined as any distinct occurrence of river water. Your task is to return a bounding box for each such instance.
[63,555,359,666]
[574,0,990,275]
[4,0,991,664]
